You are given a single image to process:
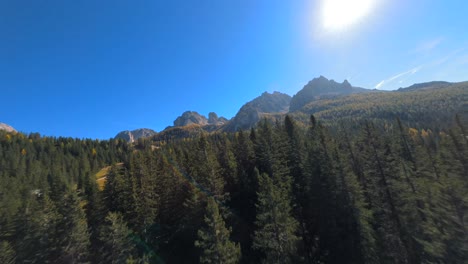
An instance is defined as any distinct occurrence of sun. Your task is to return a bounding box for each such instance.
[322,0,376,31]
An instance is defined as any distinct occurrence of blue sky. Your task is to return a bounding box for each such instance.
[1,0,467,139]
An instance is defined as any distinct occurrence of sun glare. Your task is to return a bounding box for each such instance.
[322,0,376,31]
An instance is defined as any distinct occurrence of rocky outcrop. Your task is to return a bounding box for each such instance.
[173,111,208,127]
[115,128,157,143]
[289,76,370,112]
[224,91,291,131]
[0,123,16,133]
[172,111,228,127]
[208,112,228,125]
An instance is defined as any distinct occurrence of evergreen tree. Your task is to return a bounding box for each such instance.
[190,134,225,198]
[253,172,298,263]
[57,190,91,263]
[15,194,61,263]
[358,121,410,263]
[100,212,138,264]
[195,197,241,264]
[0,241,15,264]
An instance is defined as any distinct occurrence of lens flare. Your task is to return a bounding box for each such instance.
[322,0,376,31]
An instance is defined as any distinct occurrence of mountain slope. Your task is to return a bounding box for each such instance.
[113,77,467,141]
[223,91,291,131]
[292,81,468,129]
[289,76,372,112]
[173,111,208,126]
[397,81,452,92]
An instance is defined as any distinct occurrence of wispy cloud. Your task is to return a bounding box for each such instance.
[375,46,467,90]
[375,80,385,89]
[428,47,465,66]
[375,66,421,89]
[411,37,444,54]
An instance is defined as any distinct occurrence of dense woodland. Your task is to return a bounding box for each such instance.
[0,113,467,263]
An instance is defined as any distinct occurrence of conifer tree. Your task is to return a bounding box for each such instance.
[57,190,91,263]
[195,197,241,264]
[359,121,410,263]
[0,241,15,264]
[100,212,138,264]
[15,194,61,263]
[190,134,224,198]
[253,172,298,263]
[333,139,379,263]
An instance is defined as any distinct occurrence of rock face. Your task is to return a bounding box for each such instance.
[224,91,291,131]
[173,111,227,127]
[289,76,369,112]
[0,123,16,133]
[173,111,208,127]
[208,112,228,125]
[115,128,157,143]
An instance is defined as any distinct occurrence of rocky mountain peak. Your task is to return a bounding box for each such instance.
[0,123,16,133]
[208,112,228,125]
[173,111,208,127]
[289,76,369,112]
[342,79,351,88]
[172,111,228,127]
[115,128,157,143]
[223,91,291,131]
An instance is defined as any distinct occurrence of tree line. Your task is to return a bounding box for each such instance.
[0,114,466,263]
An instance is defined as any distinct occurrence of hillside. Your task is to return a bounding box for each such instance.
[293,81,468,129]
[114,77,467,142]
[289,76,373,112]
[223,91,291,131]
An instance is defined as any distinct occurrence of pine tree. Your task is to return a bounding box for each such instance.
[56,190,91,263]
[195,197,241,264]
[0,241,15,264]
[131,153,159,243]
[333,137,379,263]
[253,172,298,263]
[190,134,225,198]
[359,121,410,263]
[302,117,343,262]
[15,194,61,263]
[100,212,138,264]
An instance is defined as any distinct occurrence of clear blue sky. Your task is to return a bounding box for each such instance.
[1,0,467,139]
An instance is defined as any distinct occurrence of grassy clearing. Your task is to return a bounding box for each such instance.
[95,163,123,190]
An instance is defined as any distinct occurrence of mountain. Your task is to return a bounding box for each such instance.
[115,128,157,143]
[173,111,208,127]
[293,81,468,129]
[223,91,291,131]
[289,76,371,112]
[113,76,467,141]
[172,111,227,127]
[0,122,16,132]
[208,112,228,125]
[397,81,452,92]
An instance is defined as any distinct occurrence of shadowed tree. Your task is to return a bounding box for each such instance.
[253,172,298,264]
[0,241,15,264]
[195,197,241,264]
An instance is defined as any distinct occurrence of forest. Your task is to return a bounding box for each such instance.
[0,114,467,263]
